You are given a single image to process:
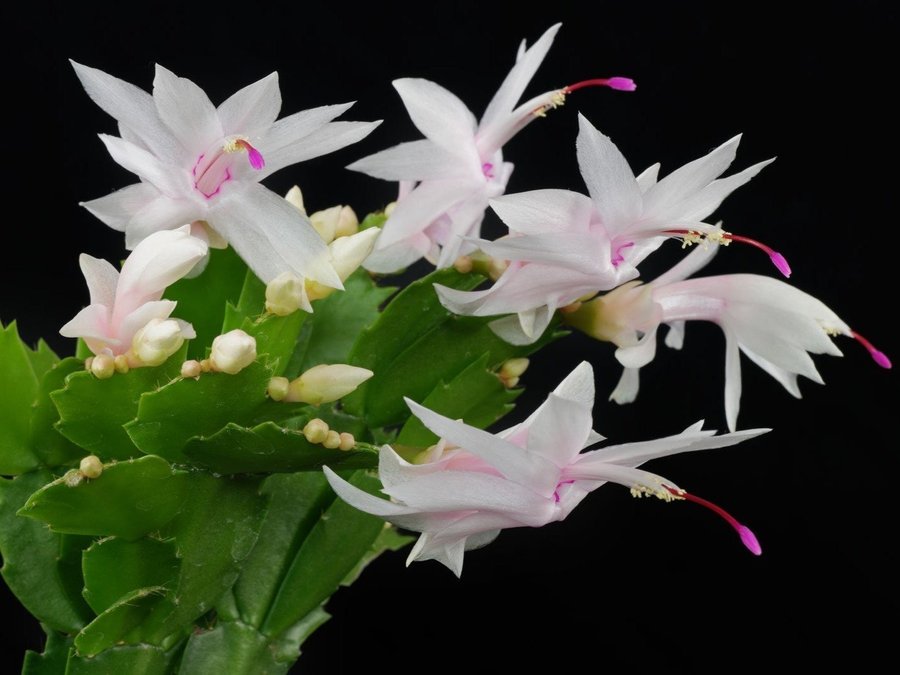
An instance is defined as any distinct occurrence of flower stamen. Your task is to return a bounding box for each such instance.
[666,228,791,277]
[851,330,892,369]
[223,136,266,170]
[663,485,762,555]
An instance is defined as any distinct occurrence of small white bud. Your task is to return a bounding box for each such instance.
[181,359,202,379]
[307,228,380,302]
[209,330,257,375]
[114,354,130,373]
[334,206,359,239]
[285,364,374,405]
[309,205,342,243]
[265,271,310,316]
[338,432,355,451]
[90,354,115,379]
[303,418,330,444]
[500,358,530,379]
[322,430,342,449]
[285,186,306,214]
[267,376,290,401]
[132,318,185,367]
[79,455,103,479]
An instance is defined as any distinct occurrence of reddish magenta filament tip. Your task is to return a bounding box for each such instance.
[565,77,637,93]
[235,139,266,170]
[724,234,791,278]
[851,330,892,369]
[664,486,762,555]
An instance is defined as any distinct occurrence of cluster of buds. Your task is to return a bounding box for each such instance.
[301,417,355,451]
[267,364,373,405]
[181,330,258,378]
[497,358,529,388]
[266,187,380,315]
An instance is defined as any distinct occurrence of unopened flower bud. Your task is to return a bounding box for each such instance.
[384,201,398,217]
[181,359,202,379]
[564,281,656,345]
[267,376,290,401]
[79,455,103,479]
[334,206,359,239]
[309,205,341,243]
[132,318,185,366]
[453,256,473,274]
[500,358,530,379]
[266,271,310,315]
[90,353,115,379]
[323,430,342,449]
[307,228,380,301]
[338,432,355,451]
[209,329,257,374]
[285,364,374,405]
[285,186,306,214]
[114,354,130,373]
[303,418,329,444]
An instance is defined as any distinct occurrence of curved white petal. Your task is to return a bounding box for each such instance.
[81,183,160,232]
[362,233,433,274]
[490,189,596,235]
[478,232,610,274]
[116,300,178,347]
[348,139,465,181]
[615,330,658,369]
[59,303,111,343]
[78,254,119,307]
[260,120,381,179]
[610,366,640,404]
[724,327,742,432]
[525,394,594,467]
[98,134,190,197]
[375,179,477,249]
[123,195,204,249]
[117,226,208,305]
[674,158,775,222]
[210,183,340,286]
[635,163,660,192]
[152,65,223,154]
[217,71,281,136]
[576,114,643,234]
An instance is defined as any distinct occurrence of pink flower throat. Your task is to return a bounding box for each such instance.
[192,138,265,199]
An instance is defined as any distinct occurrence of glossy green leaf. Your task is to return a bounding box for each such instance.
[18,456,189,540]
[270,605,331,664]
[261,471,385,637]
[286,270,395,377]
[125,362,285,463]
[343,268,482,416]
[232,472,334,629]
[64,642,180,675]
[30,357,86,468]
[164,246,248,359]
[82,537,179,615]
[396,354,521,447]
[223,266,267,330]
[51,353,185,461]
[0,471,92,632]
[21,631,73,675]
[0,321,50,473]
[183,421,377,474]
[179,620,289,675]
[134,473,265,644]
[74,586,169,656]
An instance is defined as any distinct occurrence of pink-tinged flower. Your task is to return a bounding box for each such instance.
[435,115,776,345]
[60,226,207,357]
[325,362,767,576]
[566,245,891,431]
[72,62,380,285]
[348,24,634,273]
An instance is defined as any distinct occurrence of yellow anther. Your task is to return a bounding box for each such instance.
[222,135,249,153]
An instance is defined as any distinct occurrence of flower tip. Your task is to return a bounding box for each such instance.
[769,251,791,278]
[737,525,762,556]
[607,76,637,92]
[247,146,265,170]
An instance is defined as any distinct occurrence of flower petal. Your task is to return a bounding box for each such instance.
[116,300,178,348]
[81,183,160,232]
[724,327,742,432]
[348,139,464,181]
[59,303,111,344]
[259,120,381,179]
[489,189,595,235]
[152,65,223,154]
[375,179,478,249]
[217,71,281,136]
[210,183,340,286]
[98,134,191,197]
[477,232,610,274]
[576,114,643,234]
[673,158,775,222]
[362,233,434,274]
[78,254,119,307]
[525,393,594,467]
[123,196,204,249]
[609,366,640,404]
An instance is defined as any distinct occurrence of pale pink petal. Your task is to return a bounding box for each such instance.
[116,226,208,307]
[614,331,658,369]
[435,192,491,267]
[78,254,119,307]
[152,65,223,154]
[210,183,339,286]
[487,305,554,345]
[116,300,178,347]
[70,61,183,164]
[480,23,561,130]
[217,71,281,136]
[478,232,611,274]
[525,394,594,467]
[375,179,478,249]
[576,114,643,234]
[362,233,434,274]
[259,120,381,179]
[59,303,111,344]
[323,466,420,518]
[348,139,465,181]
[724,328,742,432]
[664,321,686,349]
[609,366,640,404]
[80,183,160,232]
[671,158,775,223]
[489,189,596,235]
[740,345,803,398]
[635,163,660,192]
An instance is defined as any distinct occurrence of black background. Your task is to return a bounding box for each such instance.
[3,1,897,672]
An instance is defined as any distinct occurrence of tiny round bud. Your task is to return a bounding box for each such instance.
[500,358,530,379]
[453,256,473,274]
[200,359,212,372]
[84,356,94,371]
[132,318,185,367]
[267,376,290,401]
[114,355,130,373]
[323,430,342,449]
[210,330,257,375]
[303,418,329,444]
[338,432,355,452]
[90,354,115,379]
[181,360,202,379]
[79,455,103,479]
[266,272,308,316]
[64,470,84,488]
[504,376,520,389]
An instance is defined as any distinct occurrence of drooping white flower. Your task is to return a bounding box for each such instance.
[325,362,767,576]
[566,245,892,430]
[60,225,207,358]
[348,24,634,273]
[72,62,380,285]
[435,115,776,345]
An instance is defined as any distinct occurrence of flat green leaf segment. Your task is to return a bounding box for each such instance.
[344,268,556,428]
[0,322,61,474]
[184,421,377,474]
